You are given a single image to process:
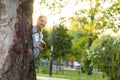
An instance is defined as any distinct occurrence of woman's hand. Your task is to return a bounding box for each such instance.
[37,40,46,51]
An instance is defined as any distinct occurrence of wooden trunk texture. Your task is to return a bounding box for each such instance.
[0,0,36,80]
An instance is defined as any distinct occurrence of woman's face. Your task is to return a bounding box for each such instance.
[38,17,47,29]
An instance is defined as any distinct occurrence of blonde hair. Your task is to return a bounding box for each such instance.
[37,15,47,26]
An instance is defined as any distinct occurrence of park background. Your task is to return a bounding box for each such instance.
[33,0,120,80]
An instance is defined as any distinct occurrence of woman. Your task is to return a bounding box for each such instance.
[32,15,47,58]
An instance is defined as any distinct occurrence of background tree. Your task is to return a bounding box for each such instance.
[89,1,120,79]
[91,35,120,80]
[68,0,99,74]
[53,22,73,74]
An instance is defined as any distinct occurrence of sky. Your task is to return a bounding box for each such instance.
[32,0,116,26]
[32,0,94,26]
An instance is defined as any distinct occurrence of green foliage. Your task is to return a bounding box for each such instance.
[91,35,120,80]
[72,35,88,61]
[36,59,49,74]
[95,3,120,31]
[53,23,73,59]
[40,63,49,74]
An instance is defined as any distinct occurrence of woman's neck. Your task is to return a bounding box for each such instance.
[36,25,41,32]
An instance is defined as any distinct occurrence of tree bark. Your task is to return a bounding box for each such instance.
[0,0,36,80]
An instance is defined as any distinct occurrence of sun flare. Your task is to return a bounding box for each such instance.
[32,0,93,28]
[32,0,116,29]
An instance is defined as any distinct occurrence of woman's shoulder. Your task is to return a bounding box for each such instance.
[32,26,37,32]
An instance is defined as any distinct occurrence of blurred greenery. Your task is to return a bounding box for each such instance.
[36,0,120,80]
[37,67,107,80]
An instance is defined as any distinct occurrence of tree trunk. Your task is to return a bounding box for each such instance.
[0,0,36,80]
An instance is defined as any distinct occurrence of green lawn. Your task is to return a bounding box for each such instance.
[37,68,107,80]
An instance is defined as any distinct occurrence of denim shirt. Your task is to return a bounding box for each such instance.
[32,26,43,58]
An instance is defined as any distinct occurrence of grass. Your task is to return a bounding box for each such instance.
[37,68,107,80]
